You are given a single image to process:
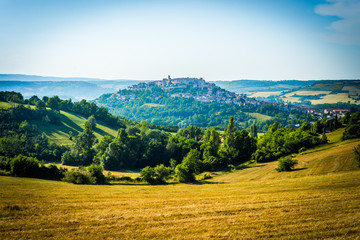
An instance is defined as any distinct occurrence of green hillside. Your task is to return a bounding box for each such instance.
[34,110,119,145]
[209,128,359,182]
[0,101,119,145]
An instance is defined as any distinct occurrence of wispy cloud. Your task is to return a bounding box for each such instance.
[315,0,360,45]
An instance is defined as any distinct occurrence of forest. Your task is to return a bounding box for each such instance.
[1,90,356,185]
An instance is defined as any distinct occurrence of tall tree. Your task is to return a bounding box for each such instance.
[201,128,222,170]
[219,116,238,165]
[250,123,258,138]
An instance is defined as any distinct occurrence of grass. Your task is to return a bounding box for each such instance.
[246,112,272,121]
[280,90,359,105]
[311,93,357,105]
[0,101,119,145]
[1,170,359,239]
[1,132,360,239]
[247,91,283,98]
[32,110,118,145]
[142,103,165,107]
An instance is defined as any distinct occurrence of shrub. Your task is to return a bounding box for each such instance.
[276,156,298,172]
[175,164,195,183]
[87,164,106,184]
[39,163,67,180]
[200,173,212,180]
[117,176,133,182]
[62,167,96,184]
[0,156,11,171]
[10,154,40,177]
[140,164,171,184]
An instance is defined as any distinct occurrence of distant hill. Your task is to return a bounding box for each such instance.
[213,80,317,93]
[0,74,148,101]
[249,80,360,105]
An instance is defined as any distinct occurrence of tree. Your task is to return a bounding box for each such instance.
[219,116,238,165]
[64,117,97,166]
[140,120,149,138]
[93,135,112,164]
[126,126,140,136]
[175,164,195,183]
[268,121,279,133]
[48,96,61,111]
[35,100,46,111]
[353,145,360,167]
[233,129,257,164]
[321,128,328,143]
[181,149,202,175]
[250,123,258,138]
[201,128,222,170]
[29,95,40,105]
[140,164,171,184]
[342,112,350,124]
[86,115,96,130]
[299,122,311,132]
[334,115,341,129]
[87,164,106,184]
[10,154,39,177]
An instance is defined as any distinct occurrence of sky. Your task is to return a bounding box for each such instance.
[0,0,359,81]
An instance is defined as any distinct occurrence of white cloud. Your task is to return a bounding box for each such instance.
[315,0,360,45]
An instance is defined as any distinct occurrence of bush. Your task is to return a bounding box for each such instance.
[140,164,171,184]
[0,156,11,171]
[87,164,106,184]
[39,163,67,180]
[117,176,133,182]
[62,167,96,184]
[200,173,212,180]
[175,164,195,183]
[10,155,40,177]
[276,156,298,172]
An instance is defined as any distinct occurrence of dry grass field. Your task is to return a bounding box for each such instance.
[246,112,272,121]
[2,130,360,239]
[1,170,360,239]
[1,130,360,239]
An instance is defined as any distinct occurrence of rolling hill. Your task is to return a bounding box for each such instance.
[0,102,119,145]
[248,80,360,106]
[0,74,147,101]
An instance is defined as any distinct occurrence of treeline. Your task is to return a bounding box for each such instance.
[61,117,256,172]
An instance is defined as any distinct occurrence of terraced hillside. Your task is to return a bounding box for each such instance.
[1,129,359,239]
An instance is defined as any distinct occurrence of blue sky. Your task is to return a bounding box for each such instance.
[0,0,359,80]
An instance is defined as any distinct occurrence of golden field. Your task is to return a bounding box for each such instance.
[1,129,360,239]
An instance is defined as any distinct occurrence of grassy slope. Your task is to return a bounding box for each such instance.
[246,112,272,121]
[37,110,118,145]
[1,129,360,239]
[0,101,118,145]
[213,128,358,182]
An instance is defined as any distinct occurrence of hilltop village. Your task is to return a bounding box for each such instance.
[110,76,349,121]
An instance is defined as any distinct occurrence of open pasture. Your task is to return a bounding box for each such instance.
[1,134,360,240]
